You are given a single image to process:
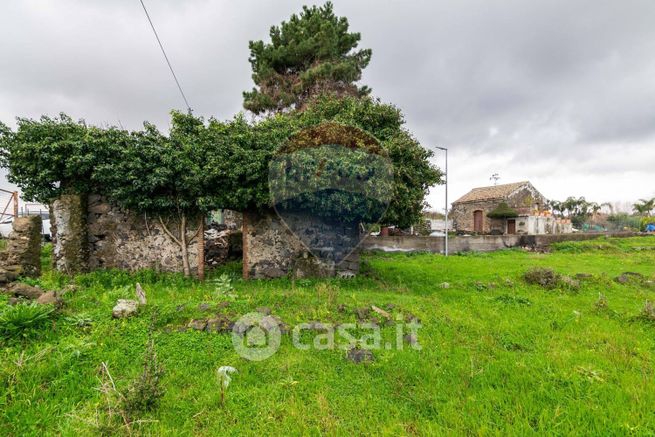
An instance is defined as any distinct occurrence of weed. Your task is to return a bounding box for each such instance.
[0,302,55,338]
[212,273,238,300]
[576,366,605,383]
[123,337,165,419]
[64,313,94,328]
[494,294,532,306]
[217,366,238,408]
[123,313,165,419]
[594,293,609,311]
[316,283,338,306]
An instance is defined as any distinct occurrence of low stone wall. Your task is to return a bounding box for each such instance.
[361,232,642,254]
[242,209,360,279]
[0,216,42,280]
[51,194,200,274]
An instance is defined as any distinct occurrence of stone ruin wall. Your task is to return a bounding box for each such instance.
[0,216,42,283]
[51,194,199,274]
[243,209,360,279]
[50,194,359,279]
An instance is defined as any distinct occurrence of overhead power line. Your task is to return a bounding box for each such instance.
[139,0,192,112]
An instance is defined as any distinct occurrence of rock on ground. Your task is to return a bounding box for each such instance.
[112,299,139,318]
[404,333,419,347]
[6,282,44,300]
[37,291,62,306]
[135,283,147,305]
[347,347,375,363]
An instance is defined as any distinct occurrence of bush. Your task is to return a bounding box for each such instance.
[122,337,165,419]
[0,302,55,338]
[487,202,518,219]
[523,268,560,289]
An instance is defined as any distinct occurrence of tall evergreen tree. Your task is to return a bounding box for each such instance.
[243,2,372,114]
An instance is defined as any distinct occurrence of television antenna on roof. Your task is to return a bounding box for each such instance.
[490,173,500,186]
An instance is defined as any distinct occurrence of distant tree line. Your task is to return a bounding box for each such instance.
[548,196,654,231]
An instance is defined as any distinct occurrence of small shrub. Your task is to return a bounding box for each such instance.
[0,302,55,338]
[524,268,560,289]
[494,294,532,306]
[212,273,237,300]
[559,275,581,291]
[123,337,165,418]
[594,293,609,311]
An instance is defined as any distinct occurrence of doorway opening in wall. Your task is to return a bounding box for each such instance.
[507,219,516,234]
[473,210,483,233]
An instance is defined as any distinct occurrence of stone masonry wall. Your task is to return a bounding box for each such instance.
[86,195,200,272]
[243,209,360,279]
[450,199,502,234]
[51,194,200,274]
[0,216,42,281]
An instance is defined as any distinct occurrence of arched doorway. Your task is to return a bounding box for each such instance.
[473,210,483,233]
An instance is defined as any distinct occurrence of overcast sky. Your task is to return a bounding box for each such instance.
[1,0,654,212]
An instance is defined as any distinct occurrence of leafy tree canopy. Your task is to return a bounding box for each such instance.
[0,114,120,203]
[238,95,443,228]
[243,2,371,114]
[633,198,655,217]
[1,97,441,229]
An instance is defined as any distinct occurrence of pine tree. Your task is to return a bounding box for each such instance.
[243,2,372,114]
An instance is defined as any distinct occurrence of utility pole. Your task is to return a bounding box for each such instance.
[436,147,448,256]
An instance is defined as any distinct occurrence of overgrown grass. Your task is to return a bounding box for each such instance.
[1,236,655,435]
[551,235,655,253]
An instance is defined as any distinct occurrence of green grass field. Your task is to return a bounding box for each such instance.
[1,236,655,435]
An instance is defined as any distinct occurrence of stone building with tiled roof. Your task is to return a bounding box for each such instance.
[451,181,571,235]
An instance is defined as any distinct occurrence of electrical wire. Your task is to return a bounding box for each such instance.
[139,0,192,112]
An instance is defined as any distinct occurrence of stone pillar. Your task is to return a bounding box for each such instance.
[50,194,89,274]
[0,216,43,279]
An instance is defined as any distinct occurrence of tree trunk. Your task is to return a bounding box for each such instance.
[179,215,191,277]
[158,214,198,278]
[197,216,205,281]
